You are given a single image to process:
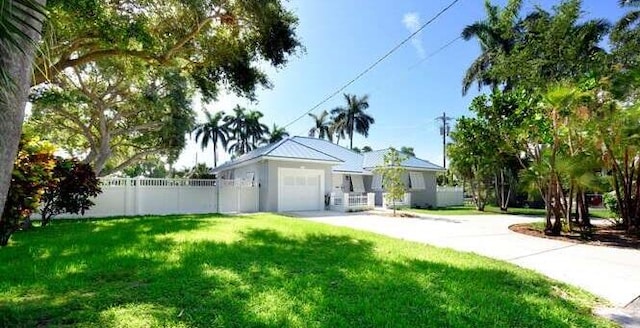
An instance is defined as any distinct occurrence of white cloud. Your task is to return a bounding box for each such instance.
[402,12,426,59]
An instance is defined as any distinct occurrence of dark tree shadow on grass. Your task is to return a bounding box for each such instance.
[0,217,611,327]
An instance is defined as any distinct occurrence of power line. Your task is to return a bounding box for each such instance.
[283,0,462,129]
[293,34,463,137]
[408,36,463,70]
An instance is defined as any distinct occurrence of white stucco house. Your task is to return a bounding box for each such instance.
[211,136,445,212]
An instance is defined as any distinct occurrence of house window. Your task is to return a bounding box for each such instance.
[371,174,383,191]
[284,176,295,186]
[409,172,426,190]
[246,172,255,187]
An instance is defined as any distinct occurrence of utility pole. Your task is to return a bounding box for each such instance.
[435,111,452,169]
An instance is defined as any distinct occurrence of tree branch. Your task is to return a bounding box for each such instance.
[34,49,157,85]
[101,148,159,176]
[112,122,163,137]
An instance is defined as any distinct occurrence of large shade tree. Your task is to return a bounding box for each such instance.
[1,0,301,223]
[35,0,301,99]
[29,59,195,176]
[330,93,375,150]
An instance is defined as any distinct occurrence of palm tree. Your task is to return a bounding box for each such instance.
[332,117,348,145]
[400,146,415,157]
[308,110,333,142]
[0,0,47,245]
[225,106,268,156]
[225,106,249,156]
[192,111,229,168]
[461,0,523,95]
[263,124,289,144]
[245,110,268,147]
[330,94,375,150]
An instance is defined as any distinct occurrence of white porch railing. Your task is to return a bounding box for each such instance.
[330,192,375,212]
[382,192,411,209]
[436,186,464,207]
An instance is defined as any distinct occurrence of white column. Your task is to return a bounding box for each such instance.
[343,192,350,212]
[367,193,375,209]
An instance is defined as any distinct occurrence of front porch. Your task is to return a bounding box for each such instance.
[329,192,412,212]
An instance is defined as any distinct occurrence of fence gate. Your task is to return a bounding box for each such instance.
[217,179,259,213]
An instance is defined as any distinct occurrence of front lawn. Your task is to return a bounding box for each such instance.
[408,205,613,218]
[0,214,613,327]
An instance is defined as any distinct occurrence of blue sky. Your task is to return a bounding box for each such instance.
[175,0,628,170]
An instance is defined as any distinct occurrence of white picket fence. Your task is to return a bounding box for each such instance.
[49,177,258,218]
[436,186,464,207]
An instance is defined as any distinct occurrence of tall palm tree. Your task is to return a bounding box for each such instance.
[192,111,229,168]
[461,0,523,95]
[263,124,289,144]
[308,110,333,142]
[0,0,46,243]
[330,116,346,145]
[225,106,250,156]
[245,110,268,147]
[225,106,268,156]
[330,93,375,150]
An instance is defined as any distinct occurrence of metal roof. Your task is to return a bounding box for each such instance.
[212,138,342,173]
[212,137,444,173]
[291,137,368,173]
[362,149,445,171]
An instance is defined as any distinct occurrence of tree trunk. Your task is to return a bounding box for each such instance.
[545,180,553,232]
[213,142,218,168]
[0,0,46,243]
[577,190,590,227]
[567,184,574,232]
[550,178,563,236]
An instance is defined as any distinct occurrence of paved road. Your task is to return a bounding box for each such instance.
[296,211,640,309]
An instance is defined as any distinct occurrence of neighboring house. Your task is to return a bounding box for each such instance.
[211,136,445,212]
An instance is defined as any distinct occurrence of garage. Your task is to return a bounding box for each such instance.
[278,168,325,212]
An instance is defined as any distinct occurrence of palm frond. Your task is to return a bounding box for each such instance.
[612,10,640,37]
[0,0,47,52]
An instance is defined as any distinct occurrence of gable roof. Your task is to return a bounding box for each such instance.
[212,138,343,173]
[212,136,445,174]
[291,136,368,174]
[362,149,444,171]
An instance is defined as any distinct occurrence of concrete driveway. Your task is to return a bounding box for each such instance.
[295,211,640,309]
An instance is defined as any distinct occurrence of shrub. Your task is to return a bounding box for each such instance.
[603,191,619,216]
[603,191,622,225]
[0,136,56,246]
[40,158,101,226]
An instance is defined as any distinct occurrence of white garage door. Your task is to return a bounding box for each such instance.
[278,168,324,212]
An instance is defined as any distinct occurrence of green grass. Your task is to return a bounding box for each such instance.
[0,214,613,327]
[408,205,613,218]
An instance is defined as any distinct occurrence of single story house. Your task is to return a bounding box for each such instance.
[211,136,445,212]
